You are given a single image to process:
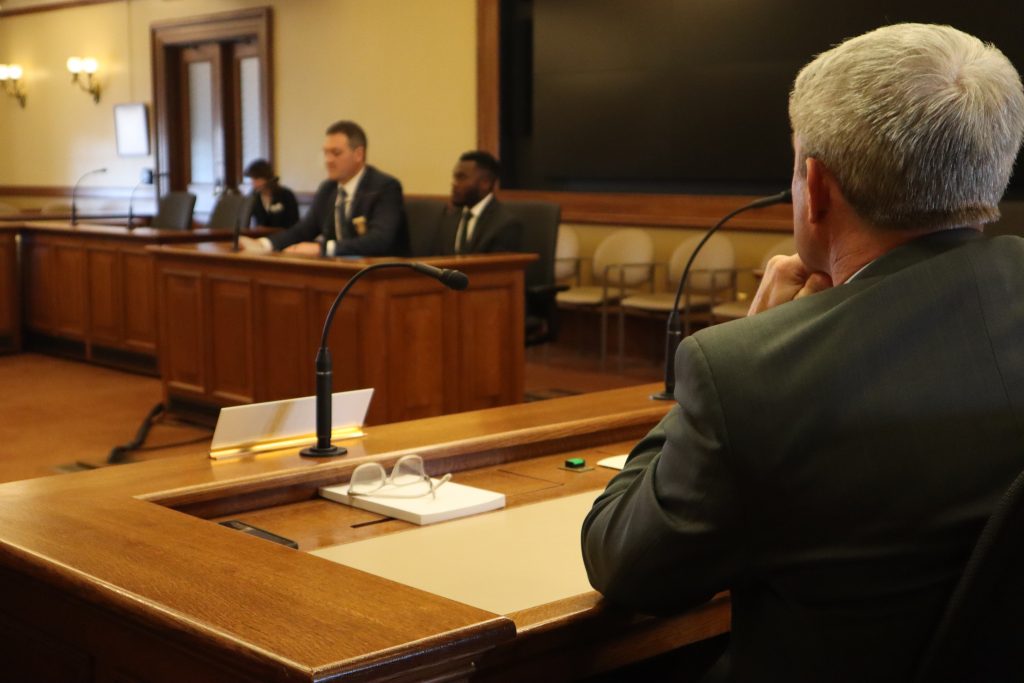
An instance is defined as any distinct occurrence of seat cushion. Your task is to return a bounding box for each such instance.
[620,292,714,313]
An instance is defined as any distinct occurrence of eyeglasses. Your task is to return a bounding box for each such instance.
[347,455,452,499]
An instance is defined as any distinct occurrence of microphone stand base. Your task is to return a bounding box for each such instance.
[650,391,675,401]
[299,444,348,458]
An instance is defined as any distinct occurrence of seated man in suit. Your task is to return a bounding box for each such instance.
[582,24,1024,683]
[432,150,522,255]
[242,158,299,229]
[240,120,407,256]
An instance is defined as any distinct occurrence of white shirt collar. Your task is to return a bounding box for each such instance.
[469,192,494,218]
[340,166,366,199]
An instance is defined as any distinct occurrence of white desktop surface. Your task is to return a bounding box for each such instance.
[311,489,603,614]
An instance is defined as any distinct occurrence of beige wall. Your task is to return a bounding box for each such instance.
[0,0,477,194]
[0,0,795,269]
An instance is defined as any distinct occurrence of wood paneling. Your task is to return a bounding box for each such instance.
[25,239,55,332]
[0,230,21,352]
[88,247,122,344]
[387,289,448,420]
[154,245,534,425]
[11,222,237,371]
[207,275,254,403]
[161,271,205,394]
[54,245,88,336]
[122,252,157,352]
[254,282,309,400]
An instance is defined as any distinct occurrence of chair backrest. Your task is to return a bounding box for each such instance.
[668,234,735,292]
[761,236,796,268]
[151,192,197,231]
[593,229,654,286]
[912,464,1024,683]
[206,191,246,230]
[504,199,561,290]
[405,196,448,257]
[554,225,579,281]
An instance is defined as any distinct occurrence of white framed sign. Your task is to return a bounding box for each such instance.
[113,103,150,156]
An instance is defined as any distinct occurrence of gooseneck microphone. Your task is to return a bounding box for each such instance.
[300,261,470,457]
[71,167,108,226]
[127,168,154,230]
[652,189,792,401]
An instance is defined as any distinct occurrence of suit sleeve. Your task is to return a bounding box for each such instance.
[335,177,406,256]
[581,335,747,615]
[280,188,300,228]
[268,182,329,251]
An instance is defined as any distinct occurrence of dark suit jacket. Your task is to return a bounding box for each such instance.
[431,197,522,255]
[267,165,408,255]
[582,229,1024,682]
[247,185,299,229]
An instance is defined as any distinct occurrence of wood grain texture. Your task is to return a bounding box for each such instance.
[0,230,19,352]
[0,384,718,681]
[9,222,238,371]
[153,245,535,425]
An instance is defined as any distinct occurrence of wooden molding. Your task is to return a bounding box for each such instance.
[0,0,117,18]
[476,0,501,156]
[0,185,154,200]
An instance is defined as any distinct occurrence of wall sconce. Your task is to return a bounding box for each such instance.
[67,56,101,103]
[0,64,27,108]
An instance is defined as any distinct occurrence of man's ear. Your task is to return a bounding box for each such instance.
[805,157,833,224]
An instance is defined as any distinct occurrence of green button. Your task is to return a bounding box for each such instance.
[564,457,586,469]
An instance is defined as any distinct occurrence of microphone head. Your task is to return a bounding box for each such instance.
[441,269,469,291]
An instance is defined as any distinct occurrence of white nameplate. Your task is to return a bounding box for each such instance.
[209,388,373,459]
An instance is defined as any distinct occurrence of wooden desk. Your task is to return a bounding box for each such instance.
[10,221,239,372]
[0,384,729,682]
[153,244,535,425]
[0,224,18,353]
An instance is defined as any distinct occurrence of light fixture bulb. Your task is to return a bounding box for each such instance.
[67,57,82,74]
[8,65,22,80]
[82,58,98,74]
[0,65,9,81]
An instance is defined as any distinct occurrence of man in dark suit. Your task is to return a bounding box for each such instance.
[240,120,407,256]
[432,150,522,255]
[582,24,1024,683]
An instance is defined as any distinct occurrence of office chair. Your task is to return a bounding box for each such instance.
[405,196,448,256]
[504,199,564,346]
[912,463,1024,683]
[150,191,197,231]
[206,191,247,230]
